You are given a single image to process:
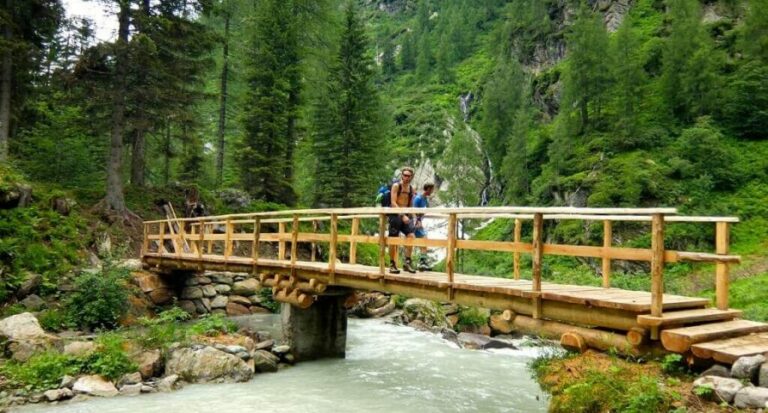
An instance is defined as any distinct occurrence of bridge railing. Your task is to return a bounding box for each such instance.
[142,207,740,325]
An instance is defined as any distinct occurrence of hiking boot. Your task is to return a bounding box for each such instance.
[389,261,400,274]
[403,259,417,274]
[418,258,431,272]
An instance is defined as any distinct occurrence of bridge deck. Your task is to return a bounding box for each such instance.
[144,252,709,314]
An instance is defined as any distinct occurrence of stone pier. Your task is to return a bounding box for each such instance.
[281,287,351,362]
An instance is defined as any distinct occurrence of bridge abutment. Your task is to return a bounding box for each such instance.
[281,287,352,362]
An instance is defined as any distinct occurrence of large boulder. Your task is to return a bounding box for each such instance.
[692,376,745,403]
[732,354,766,382]
[63,341,96,357]
[72,375,119,397]
[226,302,251,316]
[760,362,768,387]
[231,279,260,296]
[165,346,253,383]
[402,298,449,328]
[20,294,45,311]
[135,349,163,379]
[252,350,279,373]
[734,386,768,409]
[457,333,517,351]
[16,272,42,298]
[0,312,46,340]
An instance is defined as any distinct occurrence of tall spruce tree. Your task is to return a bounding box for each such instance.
[237,0,299,204]
[561,4,611,134]
[610,14,647,143]
[312,2,384,208]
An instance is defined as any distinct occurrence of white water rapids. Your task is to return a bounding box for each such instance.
[17,317,549,413]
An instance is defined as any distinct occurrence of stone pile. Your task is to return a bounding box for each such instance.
[693,354,768,409]
[132,271,273,317]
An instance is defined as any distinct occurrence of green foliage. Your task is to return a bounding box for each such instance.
[64,264,131,331]
[258,287,280,313]
[188,313,238,337]
[1,352,82,391]
[136,307,191,349]
[661,353,686,375]
[456,306,489,330]
[38,308,69,332]
[392,294,408,309]
[80,333,137,380]
[437,126,485,207]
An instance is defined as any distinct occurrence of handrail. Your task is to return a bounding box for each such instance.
[141,207,740,334]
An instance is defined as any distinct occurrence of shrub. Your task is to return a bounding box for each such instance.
[188,314,237,337]
[64,263,130,330]
[136,307,191,349]
[257,288,280,313]
[80,333,136,380]
[456,306,489,330]
[38,308,69,332]
[1,352,81,391]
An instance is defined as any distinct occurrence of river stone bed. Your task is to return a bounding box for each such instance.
[693,354,768,408]
[133,271,272,317]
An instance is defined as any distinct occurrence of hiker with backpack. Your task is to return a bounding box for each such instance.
[383,167,416,274]
[413,182,435,271]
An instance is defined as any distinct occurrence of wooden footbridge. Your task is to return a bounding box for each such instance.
[142,206,768,365]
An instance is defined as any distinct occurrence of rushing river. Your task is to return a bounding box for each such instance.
[17,318,549,413]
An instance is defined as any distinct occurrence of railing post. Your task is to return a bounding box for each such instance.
[349,217,360,265]
[158,221,166,254]
[310,220,317,262]
[715,221,730,310]
[291,214,299,267]
[197,222,204,260]
[278,222,286,260]
[531,213,543,319]
[252,217,260,274]
[446,213,457,299]
[224,217,233,260]
[378,214,386,276]
[206,223,213,253]
[329,214,338,283]
[651,213,665,339]
[513,218,521,280]
[142,223,149,256]
[602,220,612,288]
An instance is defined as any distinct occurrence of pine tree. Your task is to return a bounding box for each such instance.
[399,32,416,70]
[237,0,299,204]
[561,4,612,133]
[438,125,484,207]
[312,2,385,208]
[610,14,646,143]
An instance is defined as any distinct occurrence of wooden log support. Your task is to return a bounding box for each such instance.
[291,214,299,268]
[273,287,313,309]
[513,219,521,280]
[502,309,517,322]
[206,223,213,253]
[142,224,149,256]
[378,214,386,276]
[560,331,587,353]
[715,222,729,310]
[602,220,612,288]
[446,213,457,299]
[329,213,338,283]
[531,213,544,319]
[224,218,233,260]
[350,217,360,265]
[650,213,665,340]
[627,327,647,347]
[261,276,327,294]
[252,217,261,274]
[278,222,286,260]
[511,315,642,356]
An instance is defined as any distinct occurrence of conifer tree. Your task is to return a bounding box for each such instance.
[312,2,385,208]
[237,0,298,204]
[400,32,416,70]
[610,14,646,143]
[561,4,611,133]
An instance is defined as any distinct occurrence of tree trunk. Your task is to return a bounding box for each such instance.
[105,0,131,213]
[131,128,146,186]
[215,10,230,186]
[0,0,12,162]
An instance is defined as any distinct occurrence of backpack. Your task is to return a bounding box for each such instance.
[380,182,413,207]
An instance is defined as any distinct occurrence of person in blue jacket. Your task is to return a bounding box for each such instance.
[413,182,435,271]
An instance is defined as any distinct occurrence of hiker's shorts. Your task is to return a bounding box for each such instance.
[388,214,415,237]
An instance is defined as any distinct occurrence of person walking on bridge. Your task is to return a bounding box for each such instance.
[413,182,434,271]
[388,167,416,274]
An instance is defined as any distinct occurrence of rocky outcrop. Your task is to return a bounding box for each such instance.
[400,298,449,328]
[72,375,119,397]
[164,346,254,383]
[0,312,60,361]
[693,376,745,403]
[693,356,768,409]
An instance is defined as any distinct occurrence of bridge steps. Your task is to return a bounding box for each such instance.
[691,332,768,364]
[660,319,768,353]
[637,308,743,327]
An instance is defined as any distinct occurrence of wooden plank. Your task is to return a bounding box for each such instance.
[224,218,233,259]
[513,219,521,280]
[691,332,768,364]
[602,220,612,288]
[531,213,543,319]
[349,217,359,264]
[661,320,768,353]
[637,308,742,327]
[651,214,665,320]
[716,222,730,310]
[290,214,299,267]
[310,220,317,262]
[456,239,533,253]
[252,217,260,272]
[142,224,149,256]
[158,220,166,254]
